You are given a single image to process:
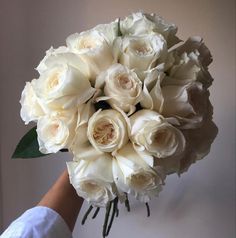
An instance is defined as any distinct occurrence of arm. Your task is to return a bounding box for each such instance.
[38,170,83,232]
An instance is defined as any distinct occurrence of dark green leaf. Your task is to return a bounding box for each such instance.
[12,126,48,159]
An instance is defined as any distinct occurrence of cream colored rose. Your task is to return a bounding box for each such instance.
[164,52,201,86]
[34,63,95,111]
[156,120,218,175]
[66,27,116,82]
[20,79,45,124]
[130,110,186,158]
[115,33,167,71]
[92,20,119,45]
[113,143,165,202]
[87,109,128,153]
[96,64,143,114]
[37,109,76,154]
[164,37,213,88]
[36,46,89,77]
[158,82,210,129]
[121,12,180,48]
[67,154,116,207]
[176,36,213,69]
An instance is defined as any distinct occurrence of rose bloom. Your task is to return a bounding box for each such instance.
[156,120,218,175]
[113,143,165,202]
[34,63,95,111]
[164,36,213,88]
[37,109,77,154]
[96,64,143,114]
[36,46,91,77]
[120,12,180,48]
[141,68,210,129]
[20,79,45,124]
[164,51,201,86]
[176,36,213,70]
[66,24,116,83]
[67,154,116,207]
[115,33,167,72]
[149,80,210,129]
[87,109,128,153]
[130,110,186,158]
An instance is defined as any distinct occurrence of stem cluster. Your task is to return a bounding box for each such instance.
[81,195,151,237]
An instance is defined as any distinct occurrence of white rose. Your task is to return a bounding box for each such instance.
[34,63,95,111]
[93,20,119,45]
[141,73,210,129]
[113,143,165,202]
[114,33,167,71]
[87,109,128,153]
[66,27,116,82]
[164,37,213,88]
[164,52,201,86]
[96,64,143,114]
[20,79,45,124]
[130,110,186,158]
[37,109,76,154]
[36,46,89,77]
[67,154,116,207]
[157,82,210,129]
[176,36,213,69]
[144,13,181,48]
[121,12,180,48]
[156,120,218,175]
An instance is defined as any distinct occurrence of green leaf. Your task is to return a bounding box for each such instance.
[12,126,48,159]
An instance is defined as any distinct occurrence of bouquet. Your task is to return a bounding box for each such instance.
[13,12,218,237]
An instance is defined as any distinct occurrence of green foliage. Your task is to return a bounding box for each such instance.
[12,127,47,159]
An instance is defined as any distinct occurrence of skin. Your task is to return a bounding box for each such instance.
[38,170,83,232]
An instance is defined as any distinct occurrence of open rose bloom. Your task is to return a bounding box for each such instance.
[17,12,217,237]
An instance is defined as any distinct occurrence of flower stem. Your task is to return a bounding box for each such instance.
[145,203,150,217]
[106,197,118,236]
[125,194,130,212]
[116,205,119,217]
[102,201,112,237]
[92,207,100,219]
[81,205,93,225]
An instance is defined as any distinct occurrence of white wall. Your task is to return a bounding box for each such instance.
[0,0,235,237]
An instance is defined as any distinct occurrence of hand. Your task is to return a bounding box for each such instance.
[38,170,84,232]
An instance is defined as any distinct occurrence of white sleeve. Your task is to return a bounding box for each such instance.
[0,206,73,238]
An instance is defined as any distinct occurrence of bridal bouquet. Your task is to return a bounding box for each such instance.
[13,12,217,237]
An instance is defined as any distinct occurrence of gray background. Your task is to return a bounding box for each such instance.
[0,0,235,237]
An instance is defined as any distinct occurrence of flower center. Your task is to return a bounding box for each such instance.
[79,37,97,49]
[154,130,166,144]
[117,74,133,90]
[93,120,116,145]
[50,123,60,137]
[153,129,173,148]
[48,72,60,89]
[133,43,151,55]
